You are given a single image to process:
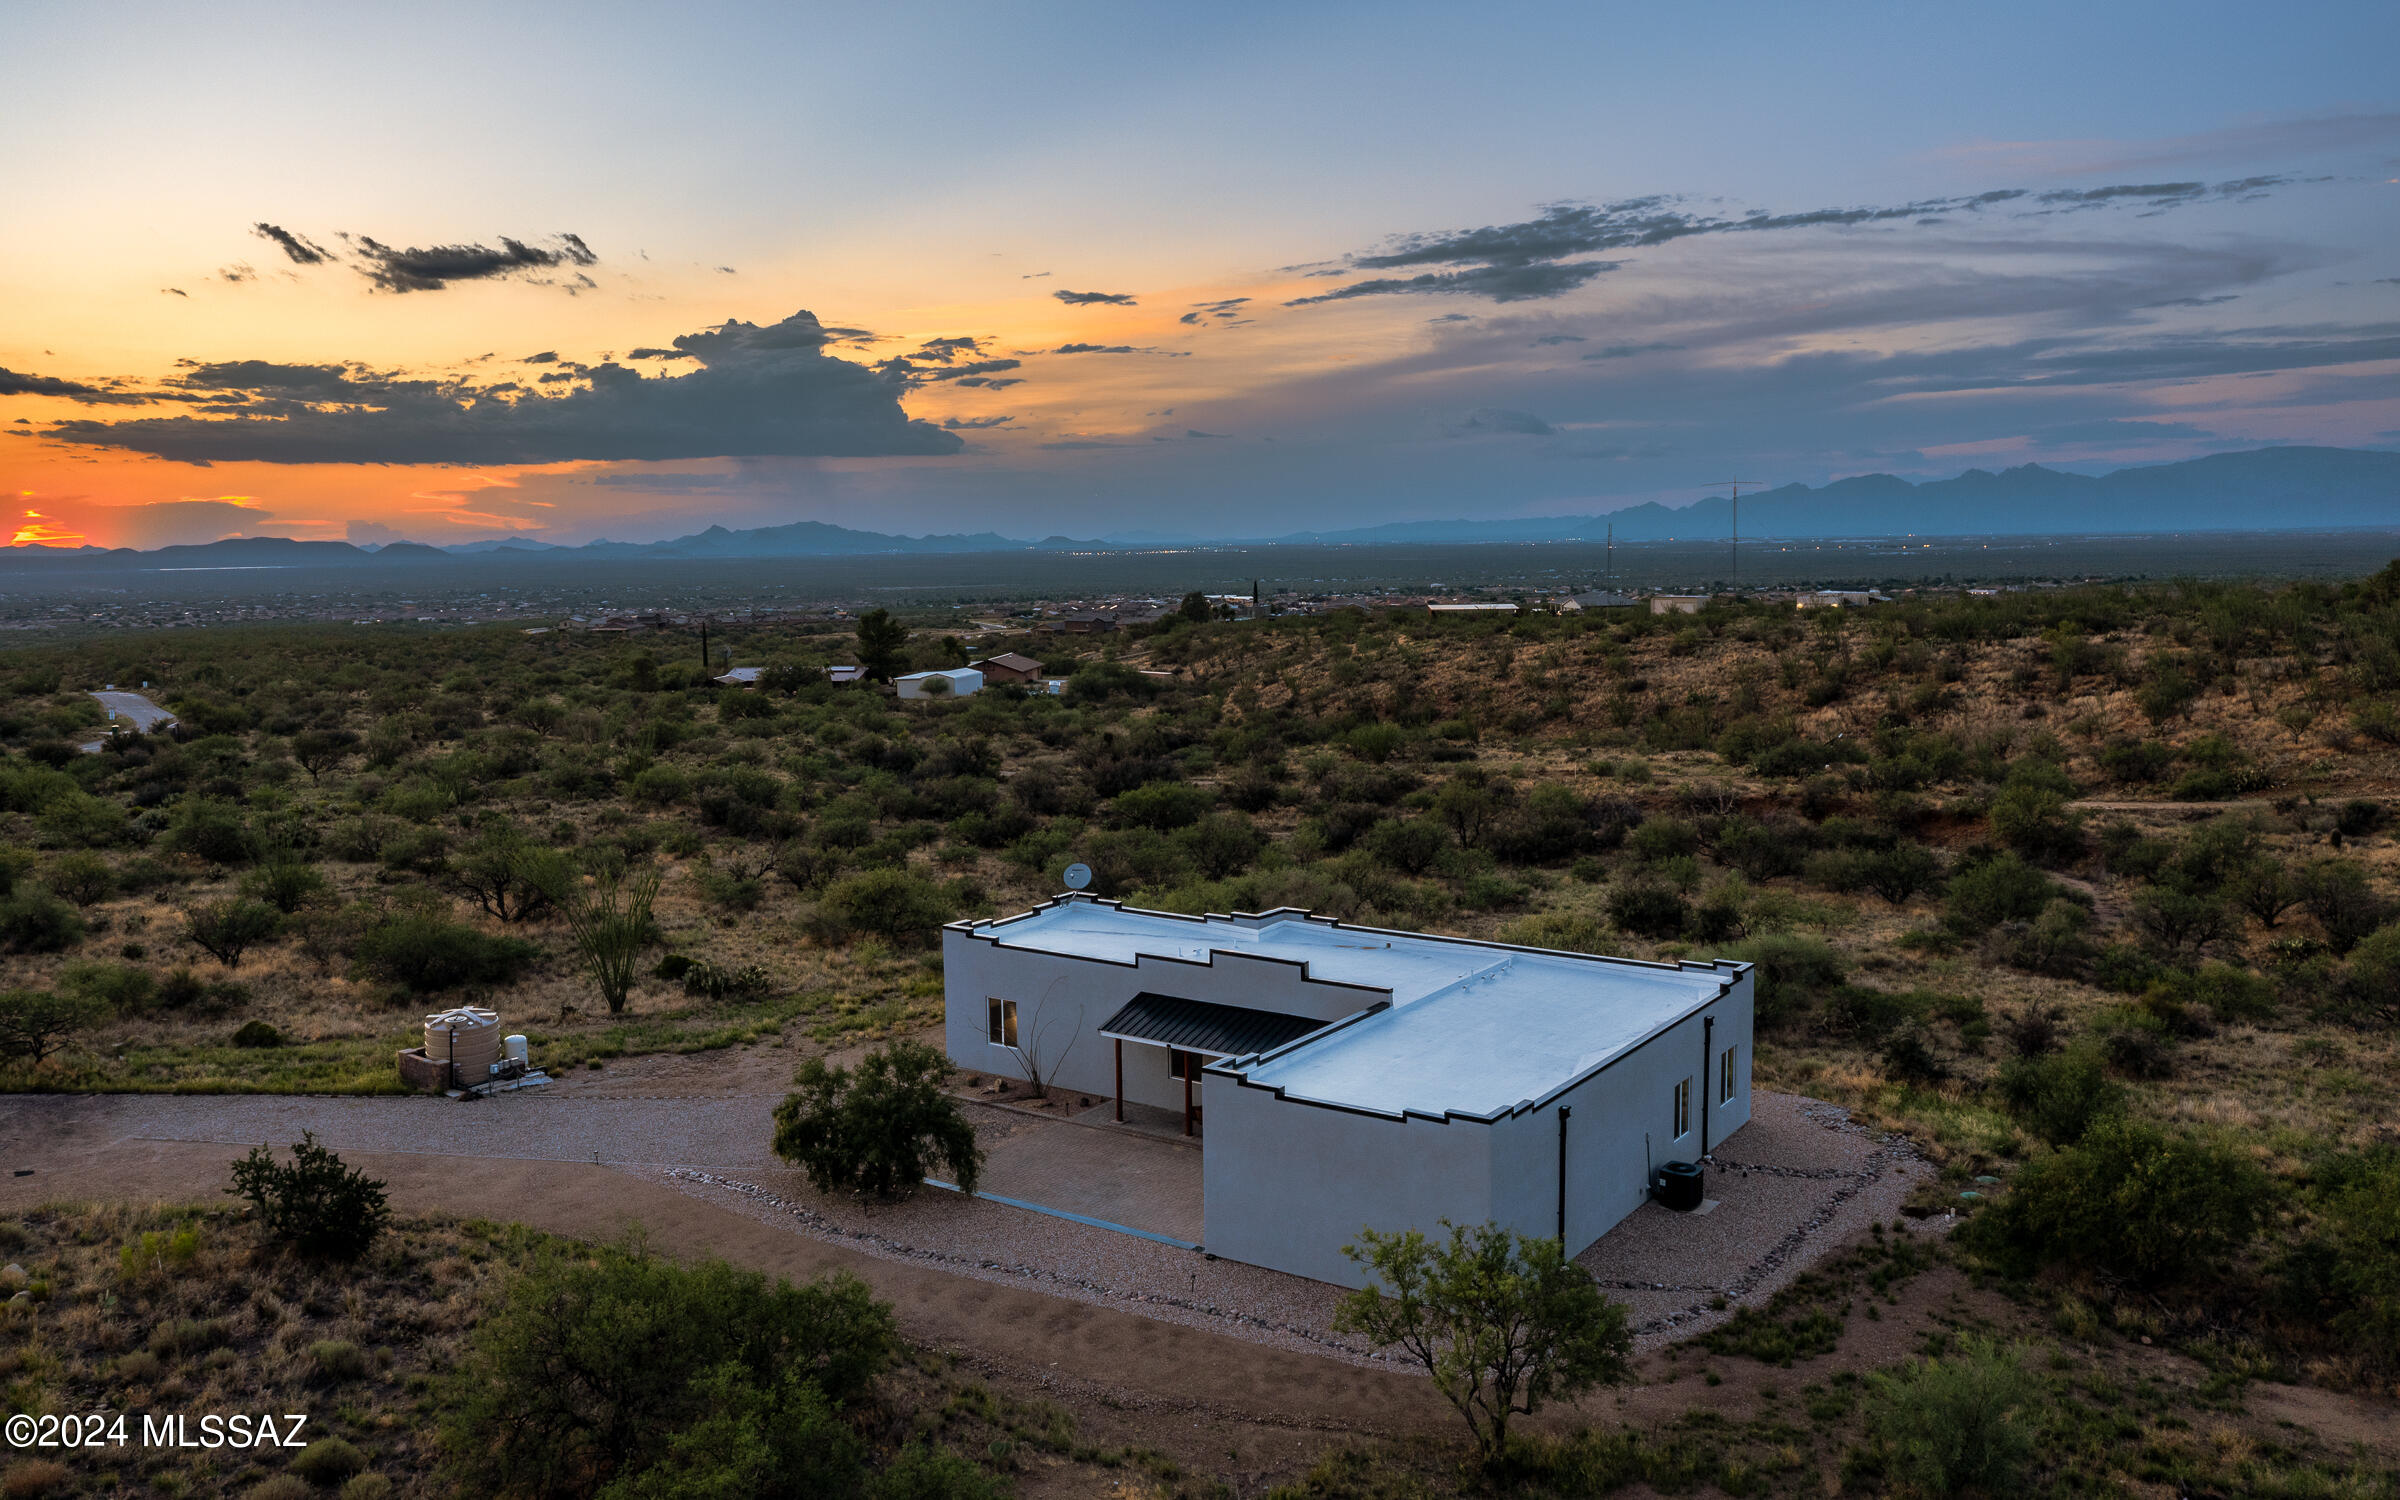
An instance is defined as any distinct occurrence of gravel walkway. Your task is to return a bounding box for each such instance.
[8,1084,1935,1362]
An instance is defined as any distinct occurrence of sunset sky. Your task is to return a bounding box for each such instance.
[4,1,2397,549]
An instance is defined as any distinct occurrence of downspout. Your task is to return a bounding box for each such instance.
[1700,1015,1714,1156]
[1556,1106,1571,1242]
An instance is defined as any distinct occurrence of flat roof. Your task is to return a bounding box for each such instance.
[954,897,1738,1120]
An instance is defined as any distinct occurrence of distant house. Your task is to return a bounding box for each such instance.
[1649,595,1710,615]
[1796,591,1891,609]
[826,665,867,684]
[1426,602,1519,618]
[1057,612,1117,634]
[896,667,984,700]
[974,652,1044,684]
[712,666,765,688]
[1559,590,1643,613]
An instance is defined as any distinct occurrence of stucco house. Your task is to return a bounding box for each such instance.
[943,896,1753,1285]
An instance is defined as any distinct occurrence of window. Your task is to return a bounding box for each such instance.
[1719,1045,1738,1104]
[1672,1077,1692,1138]
[987,999,1018,1047]
[1168,1048,1205,1081]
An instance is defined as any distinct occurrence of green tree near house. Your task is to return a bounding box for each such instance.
[856,608,909,682]
[1335,1219,1631,1466]
[773,1040,983,1200]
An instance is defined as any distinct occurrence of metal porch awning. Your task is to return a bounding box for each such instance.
[1097,992,1325,1060]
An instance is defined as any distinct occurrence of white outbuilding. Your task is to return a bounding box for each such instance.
[943,896,1753,1285]
[894,667,983,700]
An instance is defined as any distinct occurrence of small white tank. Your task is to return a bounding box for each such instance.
[503,1034,529,1067]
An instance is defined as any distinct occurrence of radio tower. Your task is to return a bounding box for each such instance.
[1703,481,1763,594]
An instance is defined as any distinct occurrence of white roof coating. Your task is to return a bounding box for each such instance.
[959,897,1736,1119]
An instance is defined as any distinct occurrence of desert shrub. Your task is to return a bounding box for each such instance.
[1335,1220,1631,1465]
[59,961,155,1013]
[288,1437,368,1487]
[0,990,108,1066]
[1962,1116,2270,1287]
[44,853,114,907]
[1980,898,2098,978]
[238,857,329,915]
[1994,1046,2123,1146]
[438,1242,894,1499]
[444,828,566,923]
[0,888,83,953]
[1727,934,1847,1028]
[311,1339,371,1382]
[1625,817,1700,863]
[2129,885,2236,958]
[1110,780,1212,831]
[1989,776,2083,865]
[2273,1147,2400,1374]
[165,798,257,865]
[1855,844,1945,905]
[869,1444,1011,1500]
[1944,853,2055,934]
[1866,1341,2042,1498]
[2098,737,2175,785]
[227,1132,389,1260]
[694,864,765,913]
[37,791,128,848]
[352,914,537,993]
[773,1040,981,1199]
[1605,880,1687,939]
[1820,986,1927,1044]
[809,868,955,944]
[230,1020,282,1049]
[1498,909,1612,955]
[1179,812,1266,879]
[182,899,283,968]
[2298,857,2389,954]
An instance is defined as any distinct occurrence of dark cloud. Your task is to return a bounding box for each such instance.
[2140,295,2239,309]
[1291,179,2300,307]
[346,232,598,293]
[1529,333,1585,345]
[0,368,153,405]
[715,266,736,274]
[1053,289,1137,306]
[1038,439,1127,449]
[943,415,1015,429]
[522,351,560,364]
[910,336,988,362]
[1290,262,1618,305]
[1050,343,1139,355]
[1457,408,1556,436]
[162,287,187,298]
[41,308,961,465]
[1427,313,1473,324]
[252,222,333,265]
[219,264,255,284]
[626,347,690,359]
[1185,429,1230,440]
[1583,342,1683,360]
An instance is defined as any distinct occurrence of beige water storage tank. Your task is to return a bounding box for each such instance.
[424,1007,501,1086]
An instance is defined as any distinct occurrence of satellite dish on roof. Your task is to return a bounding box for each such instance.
[1062,862,1092,891]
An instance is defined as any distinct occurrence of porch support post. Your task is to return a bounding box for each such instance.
[1114,1039,1123,1123]
[1183,1063,1193,1137]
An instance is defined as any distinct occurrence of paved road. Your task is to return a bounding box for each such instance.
[81,690,178,751]
[90,690,176,732]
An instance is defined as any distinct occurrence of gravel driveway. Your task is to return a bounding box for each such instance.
[0,1083,1932,1360]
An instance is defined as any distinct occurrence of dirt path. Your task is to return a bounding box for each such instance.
[4,1122,1445,1436]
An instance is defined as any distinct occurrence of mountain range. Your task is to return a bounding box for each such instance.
[5,446,2393,570]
